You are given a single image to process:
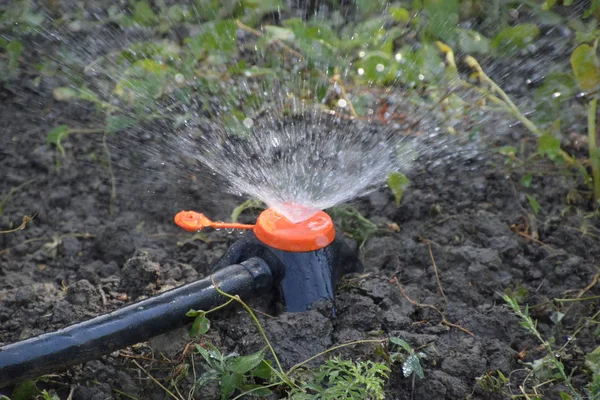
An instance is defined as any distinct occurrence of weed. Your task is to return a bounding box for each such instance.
[194,343,271,400]
[230,199,266,223]
[475,370,509,394]
[287,357,390,400]
[328,206,378,249]
[503,294,582,400]
[0,179,37,215]
[389,337,425,380]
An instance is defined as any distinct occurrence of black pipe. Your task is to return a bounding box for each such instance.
[0,258,273,388]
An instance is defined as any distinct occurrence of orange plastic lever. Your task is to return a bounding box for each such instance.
[174,211,255,232]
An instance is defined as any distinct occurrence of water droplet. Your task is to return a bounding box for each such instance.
[552,92,561,98]
[376,64,385,72]
[357,68,365,76]
[418,74,425,81]
[243,118,254,128]
[337,99,347,108]
[175,73,185,84]
[395,53,402,61]
[358,51,366,58]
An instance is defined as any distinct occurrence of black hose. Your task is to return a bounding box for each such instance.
[0,258,273,388]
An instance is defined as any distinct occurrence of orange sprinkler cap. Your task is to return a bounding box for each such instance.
[174,211,254,232]
[253,208,335,252]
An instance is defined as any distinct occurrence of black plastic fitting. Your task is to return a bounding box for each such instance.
[213,232,364,312]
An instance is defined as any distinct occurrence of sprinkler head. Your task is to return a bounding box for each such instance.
[174,208,363,312]
[253,208,335,252]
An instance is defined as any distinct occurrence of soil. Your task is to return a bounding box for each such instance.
[1,6,600,400]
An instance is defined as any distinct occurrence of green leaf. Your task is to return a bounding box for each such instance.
[167,5,192,22]
[241,0,287,26]
[585,345,600,374]
[252,360,272,379]
[357,51,397,85]
[12,379,40,400]
[457,29,490,54]
[423,0,458,42]
[282,19,339,67]
[195,370,220,389]
[534,72,576,125]
[387,172,410,206]
[520,174,533,188]
[226,348,265,374]
[559,392,573,400]
[133,1,157,26]
[526,194,542,215]
[105,115,138,134]
[491,24,540,57]
[186,309,204,317]
[389,6,410,23]
[542,0,558,10]
[584,0,600,18]
[354,0,387,15]
[220,373,243,400]
[186,20,237,64]
[403,354,424,379]
[190,314,210,337]
[46,125,70,158]
[571,44,600,91]
[538,133,562,161]
[390,337,412,352]
[195,343,222,371]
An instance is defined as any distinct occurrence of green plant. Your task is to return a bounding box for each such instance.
[389,337,425,380]
[475,370,509,393]
[328,206,378,248]
[194,343,271,400]
[503,294,582,400]
[387,172,410,206]
[585,346,600,399]
[570,40,600,206]
[287,357,390,400]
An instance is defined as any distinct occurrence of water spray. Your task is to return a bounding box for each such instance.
[0,208,362,388]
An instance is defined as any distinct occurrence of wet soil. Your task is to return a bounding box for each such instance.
[1,12,600,400]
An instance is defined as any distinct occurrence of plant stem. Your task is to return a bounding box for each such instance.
[588,96,600,206]
[209,276,287,380]
[132,360,181,400]
[231,382,282,400]
[504,296,581,399]
[464,56,575,164]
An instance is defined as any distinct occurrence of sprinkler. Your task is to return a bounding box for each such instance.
[174,208,364,312]
[0,208,362,388]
